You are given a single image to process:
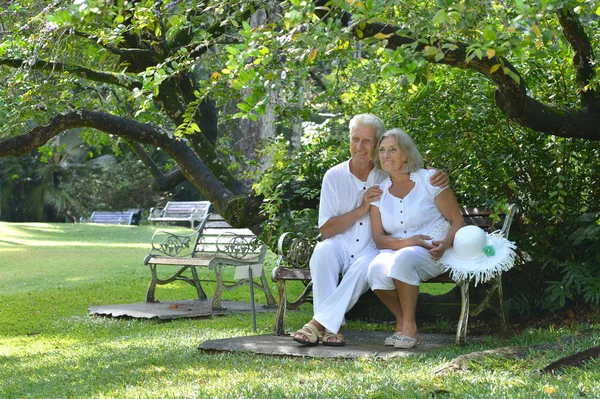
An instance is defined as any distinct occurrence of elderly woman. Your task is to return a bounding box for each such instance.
[367,128,464,349]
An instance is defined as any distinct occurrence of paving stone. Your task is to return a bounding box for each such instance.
[198,331,459,359]
[88,300,274,320]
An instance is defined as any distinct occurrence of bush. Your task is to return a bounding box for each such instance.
[256,70,600,316]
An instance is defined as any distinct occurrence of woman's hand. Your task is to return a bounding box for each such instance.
[429,240,449,260]
[361,185,383,211]
[411,234,433,249]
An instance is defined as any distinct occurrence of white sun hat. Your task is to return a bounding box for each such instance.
[439,225,517,286]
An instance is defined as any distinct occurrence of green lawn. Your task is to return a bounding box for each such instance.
[1,222,599,398]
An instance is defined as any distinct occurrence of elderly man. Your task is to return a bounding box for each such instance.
[293,114,449,346]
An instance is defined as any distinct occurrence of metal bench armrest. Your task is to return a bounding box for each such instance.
[276,231,319,269]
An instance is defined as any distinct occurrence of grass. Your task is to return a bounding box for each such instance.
[1,222,599,398]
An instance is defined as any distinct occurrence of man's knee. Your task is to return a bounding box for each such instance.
[310,240,344,276]
[311,241,342,265]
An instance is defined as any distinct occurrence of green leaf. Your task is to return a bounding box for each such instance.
[483,26,496,42]
[47,9,73,24]
[432,9,447,26]
[225,46,239,55]
[236,103,251,112]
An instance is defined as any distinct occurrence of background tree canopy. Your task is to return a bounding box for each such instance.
[0,0,599,314]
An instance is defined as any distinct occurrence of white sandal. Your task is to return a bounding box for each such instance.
[394,334,419,349]
[384,332,403,346]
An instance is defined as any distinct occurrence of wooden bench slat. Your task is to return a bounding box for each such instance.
[146,257,212,266]
[272,268,312,280]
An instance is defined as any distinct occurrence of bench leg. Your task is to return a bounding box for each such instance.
[456,280,470,345]
[497,274,508,336]
[189,266,208,300]
[146,264,158,303]
[259,272,277,308]
[470,275,508,336]
[212,265,224,310]
[274,280,287,336]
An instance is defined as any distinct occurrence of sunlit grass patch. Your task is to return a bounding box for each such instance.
[1,222,599,398]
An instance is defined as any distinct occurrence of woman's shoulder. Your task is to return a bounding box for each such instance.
[378,176,392,189]
[412,168,434,181]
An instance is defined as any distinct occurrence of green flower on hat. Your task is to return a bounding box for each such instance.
[483,245,495,257]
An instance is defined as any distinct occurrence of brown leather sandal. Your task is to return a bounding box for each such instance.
[322,331,345,347]
[292,323,323,346]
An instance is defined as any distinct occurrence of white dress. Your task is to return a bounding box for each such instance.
[367,169,450,288]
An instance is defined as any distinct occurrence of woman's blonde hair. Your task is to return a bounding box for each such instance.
[374,128,423,173]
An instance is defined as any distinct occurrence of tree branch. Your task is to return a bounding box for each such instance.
[0,110,242,218]
[0,58,142,91]
[154,1,168,52]
[314,3,600,141]
[72,29,160,59]
[309,69,342,105]
[124,140,188,191]
[556,8,598,109]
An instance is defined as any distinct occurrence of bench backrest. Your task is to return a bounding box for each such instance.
[461,205,518,237]
[163,201,211,218]
[192,214,266,264]
[89,211,135,225]
[276,204,518,270]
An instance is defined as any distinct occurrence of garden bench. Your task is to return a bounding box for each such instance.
[148,201,211,229]
[88,210,139,225]
[143,213,277,310]
[272,204,518,344]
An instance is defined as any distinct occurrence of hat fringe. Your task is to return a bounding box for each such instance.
[440,237,517,286]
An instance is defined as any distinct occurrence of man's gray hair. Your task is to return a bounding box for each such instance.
[348,114,385,139]
[374,128,424,173]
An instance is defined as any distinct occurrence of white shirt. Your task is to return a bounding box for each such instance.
[318,160,388,260]
[373,168,449,242]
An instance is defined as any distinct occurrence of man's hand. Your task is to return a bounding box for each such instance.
[429,240,449,260]
[428,168,450,188]
[361,186,383,211]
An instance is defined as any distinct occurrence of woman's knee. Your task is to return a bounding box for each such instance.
[389,248,427,285]
[367,260,393,290]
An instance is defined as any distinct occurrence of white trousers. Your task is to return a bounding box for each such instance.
[310,239,380,334]
[367,246,444,289]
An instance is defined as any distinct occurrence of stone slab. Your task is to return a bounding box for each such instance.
[198,330,459,359]
[89,300,275,320]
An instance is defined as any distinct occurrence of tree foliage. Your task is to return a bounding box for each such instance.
[0,0,600,311]
[249,0,600,313]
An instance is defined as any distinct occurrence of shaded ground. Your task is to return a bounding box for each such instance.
[198,330,467,359]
